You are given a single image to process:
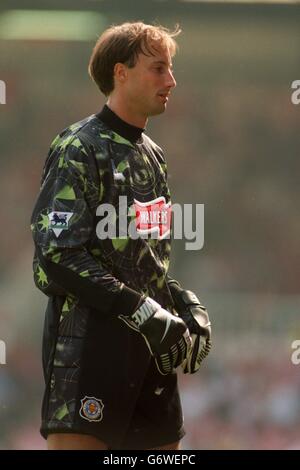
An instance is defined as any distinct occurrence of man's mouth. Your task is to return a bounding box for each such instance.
[157,92,170,101]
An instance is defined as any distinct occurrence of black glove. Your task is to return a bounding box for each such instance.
[119,296,192,375]
[168,279,212,374]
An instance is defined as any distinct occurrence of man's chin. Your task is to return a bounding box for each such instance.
[148,103,167,116]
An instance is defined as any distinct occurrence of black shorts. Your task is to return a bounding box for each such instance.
[41,297,185,450]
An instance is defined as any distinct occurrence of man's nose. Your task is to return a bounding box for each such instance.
[166,69,176,89]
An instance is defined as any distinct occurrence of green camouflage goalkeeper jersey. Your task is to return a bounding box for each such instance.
[31,105,175,320]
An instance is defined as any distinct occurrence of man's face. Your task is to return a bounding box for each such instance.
[121,44,177,118]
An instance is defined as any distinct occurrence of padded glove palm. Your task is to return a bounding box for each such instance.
[119,296,192,375]
[168,280,212,374]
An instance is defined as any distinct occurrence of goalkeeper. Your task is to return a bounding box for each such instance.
[31,21,211,451]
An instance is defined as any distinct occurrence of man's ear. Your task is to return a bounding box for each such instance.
[113,62,128,85]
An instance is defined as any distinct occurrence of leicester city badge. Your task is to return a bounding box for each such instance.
[79,396,104,423]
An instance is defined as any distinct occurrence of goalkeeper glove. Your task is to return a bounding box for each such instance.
[168,279,212,374]
[119,296,192,375]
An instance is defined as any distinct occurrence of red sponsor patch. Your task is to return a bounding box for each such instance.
[134,196,171,239]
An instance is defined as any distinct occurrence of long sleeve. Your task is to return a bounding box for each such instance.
[31,141,143,317]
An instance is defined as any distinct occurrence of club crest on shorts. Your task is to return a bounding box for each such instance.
[79,396,104,422]
[48,211,73,237]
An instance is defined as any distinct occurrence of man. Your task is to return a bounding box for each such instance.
[31,22,211,450]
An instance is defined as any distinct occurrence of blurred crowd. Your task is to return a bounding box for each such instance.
[181,344,300,450]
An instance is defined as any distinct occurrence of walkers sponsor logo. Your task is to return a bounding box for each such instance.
[79,396,104,422]
[134,196,171,240]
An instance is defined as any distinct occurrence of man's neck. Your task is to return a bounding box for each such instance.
[106,96,148,129]
[96,105,144,143]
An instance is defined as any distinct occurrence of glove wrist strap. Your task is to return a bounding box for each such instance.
[131,297,161,327]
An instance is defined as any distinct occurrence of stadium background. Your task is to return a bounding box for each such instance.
[0,0,300,449]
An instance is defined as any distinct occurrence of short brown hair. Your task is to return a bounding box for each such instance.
[88,22,181,96]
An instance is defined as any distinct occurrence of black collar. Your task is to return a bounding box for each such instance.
[96,105,145,143]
